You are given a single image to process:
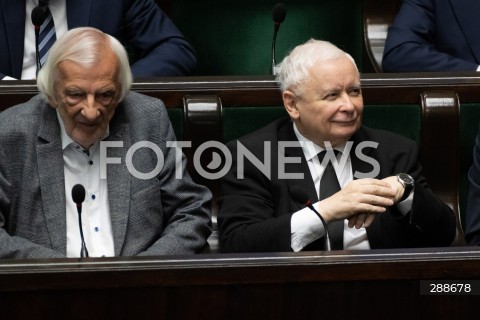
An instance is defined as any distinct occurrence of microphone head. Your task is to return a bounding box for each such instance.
[272,3,287,24]
[31,6,48,27]
[290,185,310,205]
[72,184,86,204]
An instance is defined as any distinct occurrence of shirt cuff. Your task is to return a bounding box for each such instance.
[291,201,325,252]
[395,190,414,217]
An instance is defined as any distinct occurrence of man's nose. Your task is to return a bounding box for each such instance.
[82,95,100,120]
[339,92,355,111]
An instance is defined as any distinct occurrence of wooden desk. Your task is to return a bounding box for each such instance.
[0,247,479,319]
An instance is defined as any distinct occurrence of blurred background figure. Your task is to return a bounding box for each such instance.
[382,0,480,72]
[0,0,197,80]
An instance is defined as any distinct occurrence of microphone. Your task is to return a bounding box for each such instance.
[290,185,331,251]
[271,3,286,75]
[72,184,89,258]
[31,5,47,75]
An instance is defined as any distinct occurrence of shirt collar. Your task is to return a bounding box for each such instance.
[292,122,346,161]
[56,110,109,151]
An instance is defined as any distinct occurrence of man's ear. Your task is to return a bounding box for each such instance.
[283,90,299,120]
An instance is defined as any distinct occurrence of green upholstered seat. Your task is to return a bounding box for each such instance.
[363,104,420,143]
[171,0,363,75]
[223,106,287,143]
[222,104,421,144]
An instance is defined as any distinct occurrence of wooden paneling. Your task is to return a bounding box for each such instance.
[0,247,479,319]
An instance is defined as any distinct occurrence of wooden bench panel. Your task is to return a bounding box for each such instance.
[0,247,479,319]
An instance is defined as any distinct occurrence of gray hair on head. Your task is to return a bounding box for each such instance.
[274,39,358,95]
[37,27,133,102]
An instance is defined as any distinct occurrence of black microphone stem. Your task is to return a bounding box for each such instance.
[31,5,47,76]
[34,27,41,76]
[290,185,332,251]
[271,3,286,75]
[76,204,89,258]
[306,201,331,251]
[271,24,279,75]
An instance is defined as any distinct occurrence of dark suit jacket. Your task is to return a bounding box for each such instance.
[218,117,456,253]
[0,0,196,79]
[0,92,212,258]
[382,0,480,72]
[465,127,480,245]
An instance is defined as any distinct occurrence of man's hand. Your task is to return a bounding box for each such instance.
[316,178,396,229]
[381,176,406,203]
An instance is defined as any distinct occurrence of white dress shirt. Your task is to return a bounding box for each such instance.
[57,111,115,257]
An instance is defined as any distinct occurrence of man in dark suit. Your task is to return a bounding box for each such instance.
[0,27,211,258]
[0,0,196,79]
[382,0,480,72]
[218,39,456,253]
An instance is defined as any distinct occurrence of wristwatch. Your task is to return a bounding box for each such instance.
[396,173,414,202]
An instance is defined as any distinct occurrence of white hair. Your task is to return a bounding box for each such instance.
[274,39,358,94]
[37,27,132,101]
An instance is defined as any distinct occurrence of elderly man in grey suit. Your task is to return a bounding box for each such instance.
[0,27,212,259]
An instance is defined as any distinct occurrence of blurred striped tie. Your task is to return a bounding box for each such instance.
[38,0,56,67]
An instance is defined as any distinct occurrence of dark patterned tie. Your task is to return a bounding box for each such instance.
[38,0,56,67]
[318,150,344,250]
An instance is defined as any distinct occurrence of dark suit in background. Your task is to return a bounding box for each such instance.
[382,0,480,72]
[465,128,480,245]
[218,117,456,252]
[0,0,196,79]
[0,92,212,258]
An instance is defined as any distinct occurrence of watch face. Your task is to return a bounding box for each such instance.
[398,173,414,185]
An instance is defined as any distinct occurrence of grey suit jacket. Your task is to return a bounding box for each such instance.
[0,92,212,258]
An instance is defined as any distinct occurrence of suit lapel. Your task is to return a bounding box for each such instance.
[350,127,383,248]
[449,0,480,63]
[66,0,93,27]
[350,129,380,181]
[277,121,318,209]
[36,102,67,253]
[2,0,26,78]
[104,108,131,256]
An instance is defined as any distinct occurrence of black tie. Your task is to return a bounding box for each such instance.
[318,150,344,250]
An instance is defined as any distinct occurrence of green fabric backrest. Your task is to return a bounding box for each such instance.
[223,106,287,143]
[171,0,363,75]
[223,104,421,144]
[459,104,480,228]
[362,104,421,143]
